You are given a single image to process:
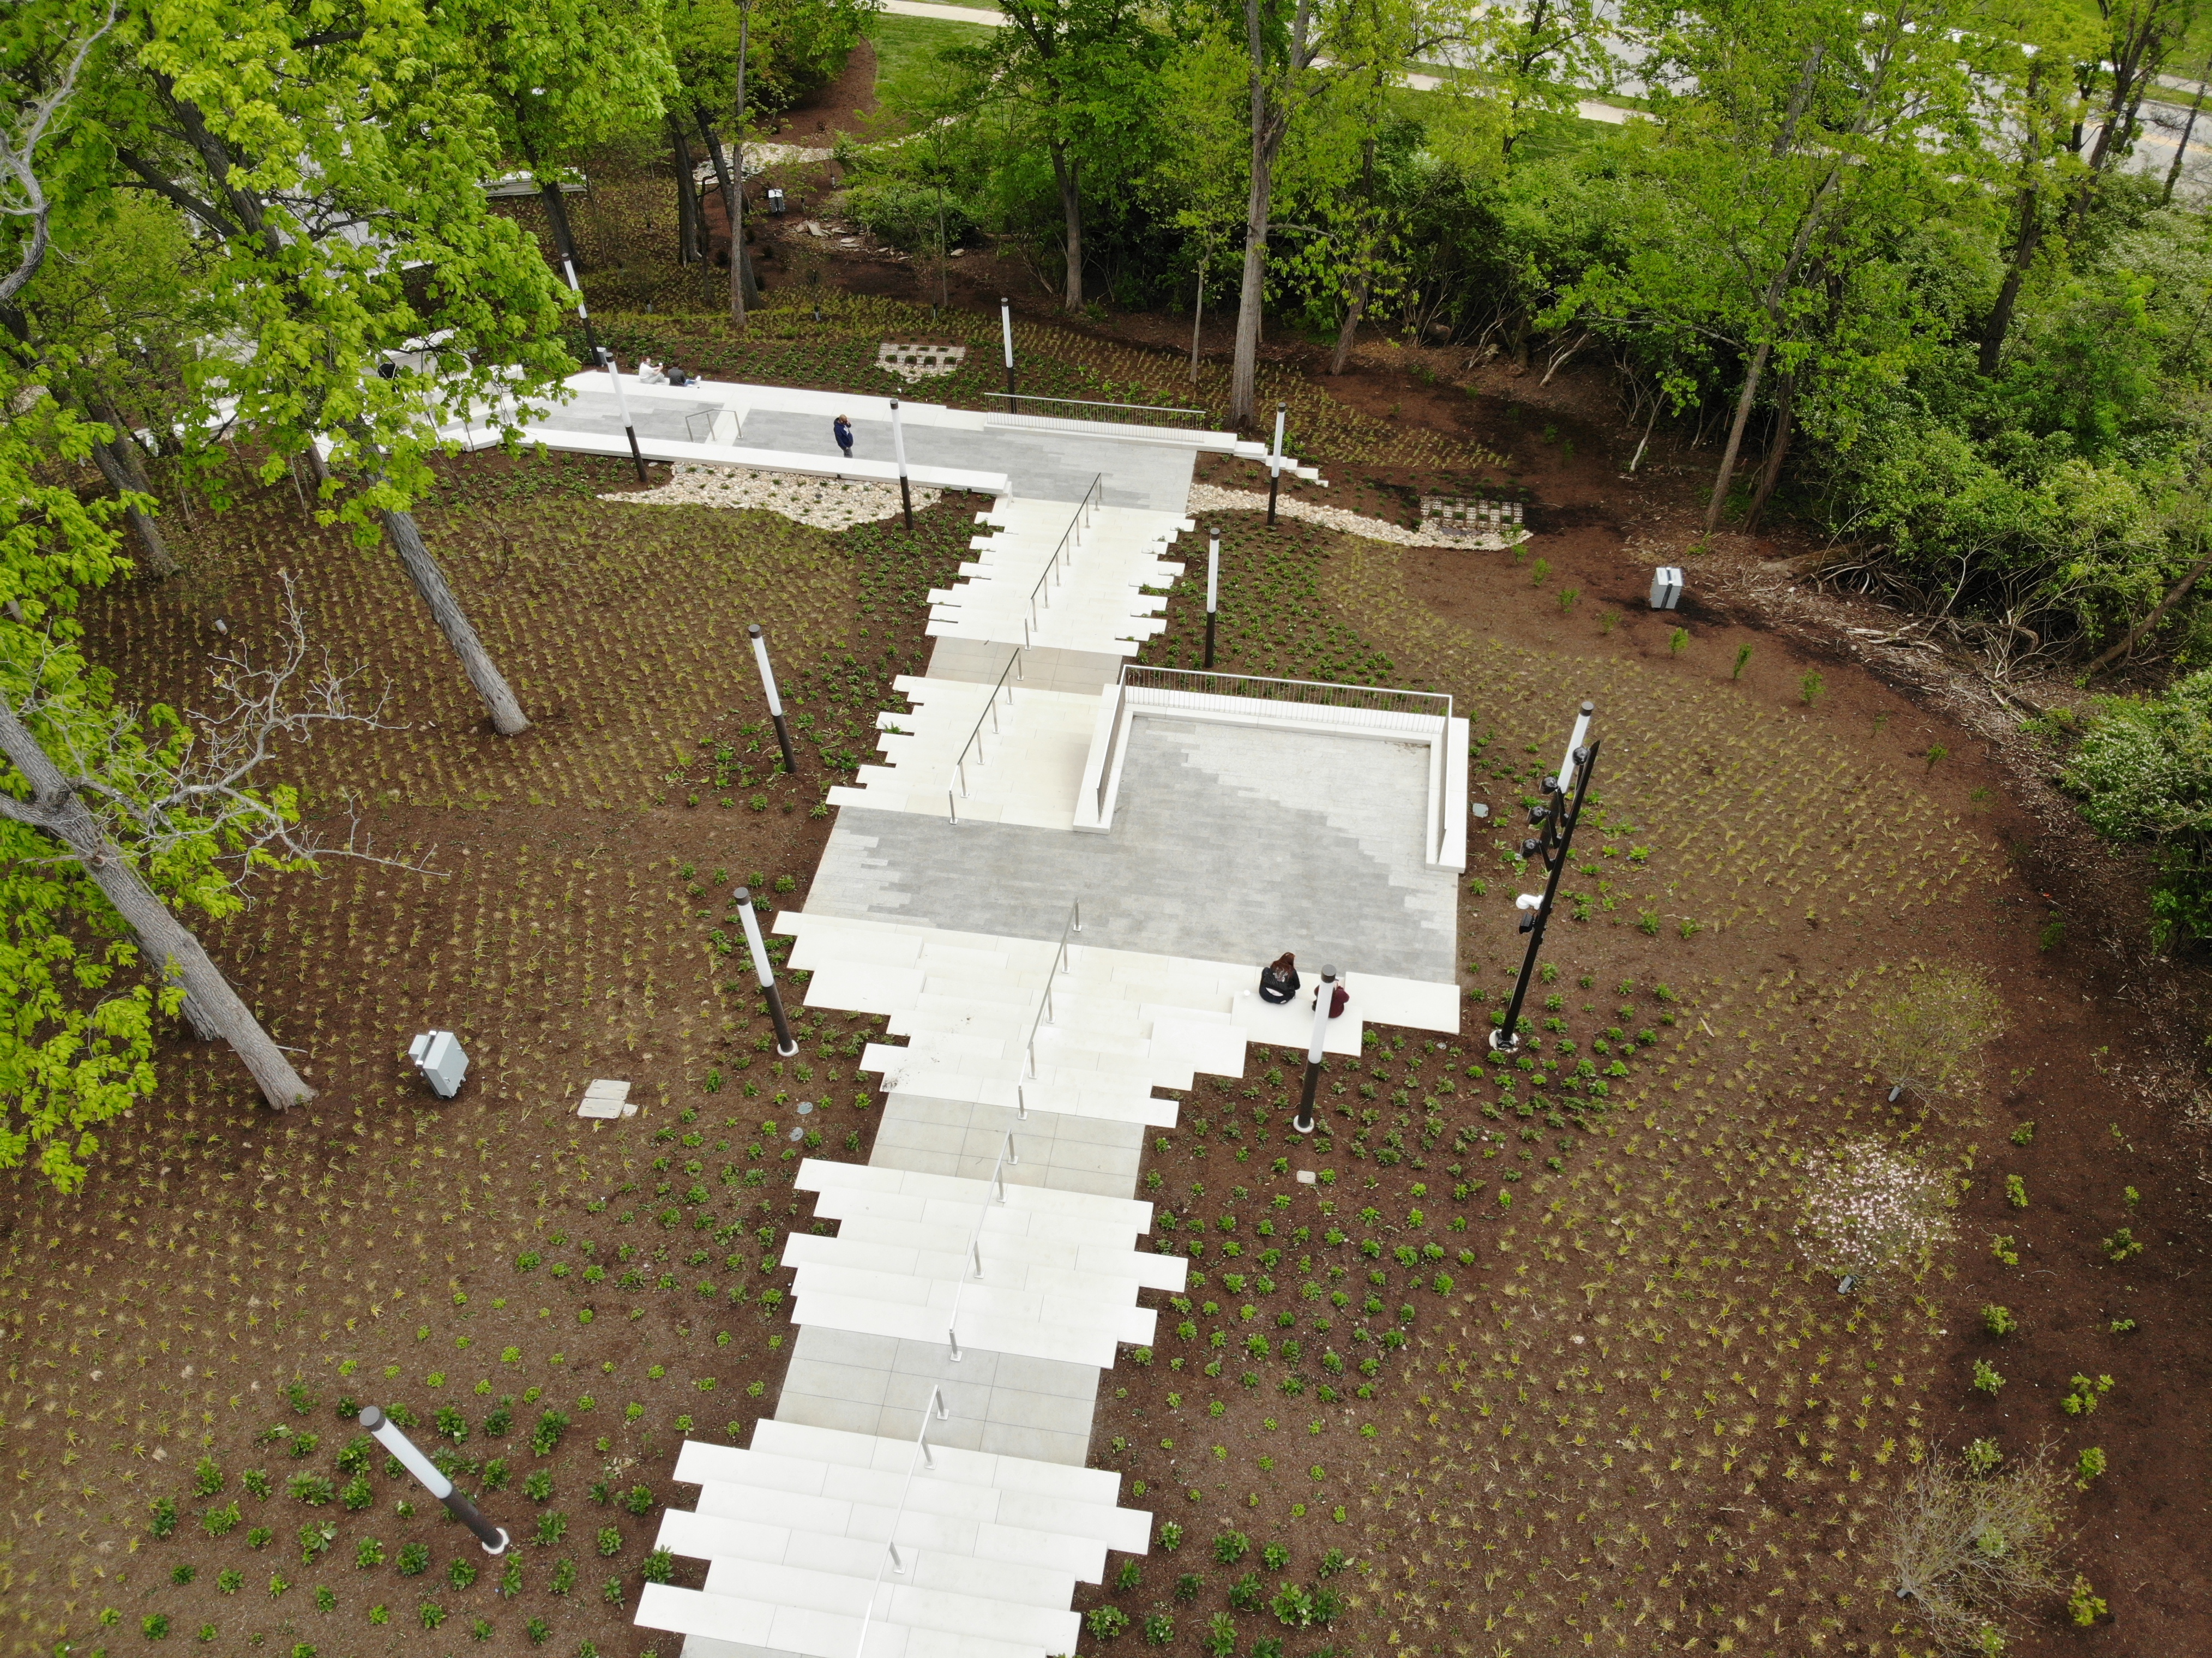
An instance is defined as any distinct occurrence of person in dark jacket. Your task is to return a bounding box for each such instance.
[1258,952,1300,1005]
[833,414,854,458]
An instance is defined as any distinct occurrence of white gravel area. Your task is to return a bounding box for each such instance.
[603,464,941,531]
[1187,483,1528,549]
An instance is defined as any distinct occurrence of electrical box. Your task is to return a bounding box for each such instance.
[1649,566,1684,610]
[766,188,786,217]
[407,1030,468,1099]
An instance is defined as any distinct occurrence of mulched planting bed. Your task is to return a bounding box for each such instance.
[0,454,985,1656]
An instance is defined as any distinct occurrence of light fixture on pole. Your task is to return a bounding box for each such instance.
[1000,297,1018,414]
[1267,404,1287,526]
[734,888,800,1056]
[889,398,914,532]
[1489,701,1600,1057]
[1294,965,1336,1134]
[748,623,798,776]
[1204,527,1221,670]
[359,1405,509,1555]
[598,347,649,484]
[560,256,600,370]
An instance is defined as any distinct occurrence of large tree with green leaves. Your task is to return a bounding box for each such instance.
[1601,0,1990,530]
[84,0,596,734]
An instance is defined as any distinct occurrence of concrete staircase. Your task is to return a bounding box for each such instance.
[826,671,1101,829]
[641,1421,1150,1658]
[784,1159,1183,1367]
[927,502,1193,658]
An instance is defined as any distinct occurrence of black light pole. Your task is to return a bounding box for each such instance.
[1294,965,1336,1134]
[598,347,650,484]
[359,1405,509,1555]
[889,397,915,532]
[1490,701,1599,1057]
[736,888,800,1056]
[560,256,601,370]
[1266,404,1286,526]
[1204,527,1220,670]
[747,623,798,776]
[1000,297,1018,414]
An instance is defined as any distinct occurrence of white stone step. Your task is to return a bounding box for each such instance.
[804,1218,1186,1293]
[784,1233,1176,1304]
[795,1158,1151,1228]
[653,1499,1105,1583]
[749,1420,1124,1507]
[677,1440,1152,1551]
[787,1263,1157,1345]
[790,1287,1129,1368]
[684,1477,1110,1582]
[658,1510,1079,1610]
[807,1190,1161,1254]
[635,1576,1072,1658]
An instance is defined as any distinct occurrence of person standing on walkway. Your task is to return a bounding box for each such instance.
[833,413,854,459]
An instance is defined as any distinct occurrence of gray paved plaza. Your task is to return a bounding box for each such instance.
[735,408,1196,511]
[809,717,1457,981]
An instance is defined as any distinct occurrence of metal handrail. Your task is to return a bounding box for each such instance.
[1019,899,1084,1083]
[942,1128,1023,1363]
[1020,473,1104,648]
[985,391,1207,426]
[848,1383,949,1658]
[945,647,1024,823]
[1119,663,1453,722]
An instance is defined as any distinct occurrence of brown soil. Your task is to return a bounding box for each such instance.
[14,69,2212,1657]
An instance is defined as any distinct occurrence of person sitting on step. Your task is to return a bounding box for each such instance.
[1258,952,1300,1005]
[1312,974,1350,1019]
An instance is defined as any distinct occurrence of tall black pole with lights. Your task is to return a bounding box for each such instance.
[1489,701,1599,1056]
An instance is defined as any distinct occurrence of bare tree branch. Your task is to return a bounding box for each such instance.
[0,1,121,305]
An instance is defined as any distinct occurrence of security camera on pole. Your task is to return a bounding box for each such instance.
[359,1405,508,1555]
[1000,297,1018,413]
[1489,701,1600,1057]
[1293,965,1336,1134]
[735,888,800,1056]
[598,346,649,484]
[1266,404,1287,526]
[1204,527,1221,669]
[889,397,914,532]
[748,623,798,776]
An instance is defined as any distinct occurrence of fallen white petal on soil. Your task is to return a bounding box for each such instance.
[1187,483,1527,550]
[602,464,942,532]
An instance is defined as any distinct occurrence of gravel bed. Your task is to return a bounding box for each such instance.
[603,462,941,531]
[1186,482,1526,549]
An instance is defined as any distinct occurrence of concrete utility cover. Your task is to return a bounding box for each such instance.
[577,1079,635,1120]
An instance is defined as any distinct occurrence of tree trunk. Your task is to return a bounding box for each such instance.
[670,116,701,263]
[2166,51,2212,201]
[1190,255,1205,382]
[1704,337,1772,531]
[0,694,313,1108]
[87,435,178,576]
[732,0,752,325]
[1742,376,1795,532]
[380,506,530,735]
[538,179,583,274]
[2085,542,2212,675]
[698,116,760,318]
[1979,205,2043,376]
[1049,140,1083,310]
[1330,270,1370,376]
[1229,149,1274,428]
